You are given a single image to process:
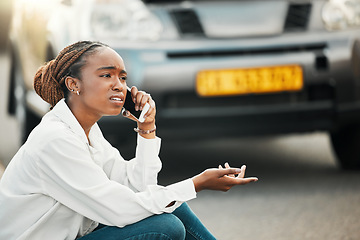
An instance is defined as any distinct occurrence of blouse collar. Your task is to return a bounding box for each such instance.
[51,99,100,145]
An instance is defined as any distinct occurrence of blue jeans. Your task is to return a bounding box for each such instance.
[78,203,216,240]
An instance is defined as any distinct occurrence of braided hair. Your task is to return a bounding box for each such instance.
[33,41,108,108]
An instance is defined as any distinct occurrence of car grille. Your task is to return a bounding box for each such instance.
[170,9,205,36]
[170,2,312,37]
[284,3,312,32]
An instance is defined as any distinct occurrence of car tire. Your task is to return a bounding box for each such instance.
[9,51,40,144]
[330,124,360,170]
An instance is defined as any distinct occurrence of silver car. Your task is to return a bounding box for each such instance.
[6,0,360,168]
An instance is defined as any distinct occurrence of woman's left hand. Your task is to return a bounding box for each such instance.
[192,164,258,192]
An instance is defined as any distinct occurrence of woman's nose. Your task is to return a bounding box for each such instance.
[112,78,124,92]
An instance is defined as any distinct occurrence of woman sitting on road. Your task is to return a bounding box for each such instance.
[0,41,258,240]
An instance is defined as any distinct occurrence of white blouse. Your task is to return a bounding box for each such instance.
[0,99,196,240]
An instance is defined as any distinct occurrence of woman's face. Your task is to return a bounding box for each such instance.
[76,47,128,118]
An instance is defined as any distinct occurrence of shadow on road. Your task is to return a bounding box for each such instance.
[156,132,341,185]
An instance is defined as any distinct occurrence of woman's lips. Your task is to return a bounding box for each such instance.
[109,95,124,105]
[110,97,122,102]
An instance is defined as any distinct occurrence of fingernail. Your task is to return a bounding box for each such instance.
[235,168,242,173]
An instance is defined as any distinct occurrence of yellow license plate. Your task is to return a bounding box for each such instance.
[196,65,303,97]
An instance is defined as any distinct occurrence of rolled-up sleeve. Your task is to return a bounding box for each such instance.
[34,132,196,228]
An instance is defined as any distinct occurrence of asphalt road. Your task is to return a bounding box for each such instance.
[154,134,360,240]
[1,52,360,240]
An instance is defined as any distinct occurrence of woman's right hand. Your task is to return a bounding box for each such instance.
[191,165,258,192]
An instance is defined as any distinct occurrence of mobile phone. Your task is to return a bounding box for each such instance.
[122,87,150,123]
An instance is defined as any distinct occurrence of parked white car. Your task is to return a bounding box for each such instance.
[6,0,360,168]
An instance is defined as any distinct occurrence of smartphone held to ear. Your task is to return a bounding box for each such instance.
[122,87,150,123]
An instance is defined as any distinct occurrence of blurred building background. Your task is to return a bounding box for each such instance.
[0,0,16,172]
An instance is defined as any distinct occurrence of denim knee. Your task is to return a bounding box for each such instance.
[79,214,186,240]
[151,214,186,240]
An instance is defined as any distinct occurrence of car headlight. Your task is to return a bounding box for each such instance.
[90,0,162,41]
[322,0,360,30]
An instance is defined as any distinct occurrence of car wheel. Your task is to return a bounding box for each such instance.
[10,53,40,144]
[330,124,360,170]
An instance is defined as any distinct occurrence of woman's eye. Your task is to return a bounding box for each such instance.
[119,76,127,81]
[100,73,111,78]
